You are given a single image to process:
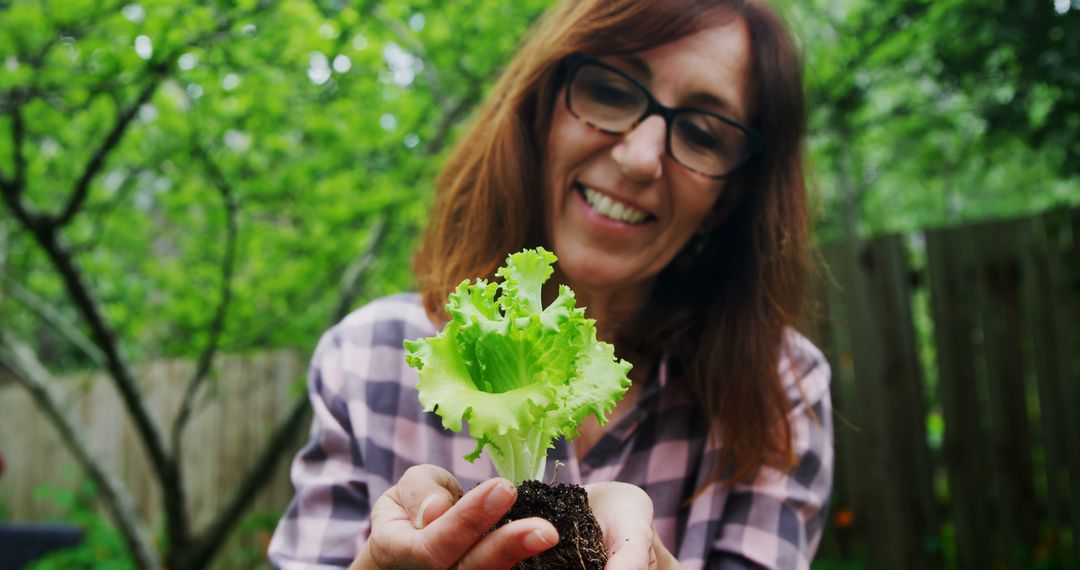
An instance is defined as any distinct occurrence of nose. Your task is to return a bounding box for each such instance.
[611,115,665,182]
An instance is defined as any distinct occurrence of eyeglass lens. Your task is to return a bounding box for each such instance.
[568,62,750,177]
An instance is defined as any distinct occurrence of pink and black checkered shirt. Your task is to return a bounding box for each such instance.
[269,294,833,569]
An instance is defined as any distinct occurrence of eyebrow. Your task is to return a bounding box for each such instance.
[617,54,653,80]
[612,54,744,121]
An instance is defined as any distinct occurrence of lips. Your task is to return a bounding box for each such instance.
[577,184,653,225]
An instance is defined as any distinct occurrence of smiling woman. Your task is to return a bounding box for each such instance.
[542,21,756,325]
[270,1,832,569]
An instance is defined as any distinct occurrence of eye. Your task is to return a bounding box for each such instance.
[587,81,639,109]
[675,117,725,151]
[575,66,645,111]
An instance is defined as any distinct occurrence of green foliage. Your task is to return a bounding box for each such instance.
[0,0,554,370]
[0,0,554,566]
[209,511,280,570]
[25,480,135,570]
[789,0,1080,240]
[811,559,865,570]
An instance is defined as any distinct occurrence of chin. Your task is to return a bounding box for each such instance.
[557,250,637,293]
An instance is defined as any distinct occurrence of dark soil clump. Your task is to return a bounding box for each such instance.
[497,480,607,570]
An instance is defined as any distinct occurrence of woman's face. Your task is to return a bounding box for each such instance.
[542,20,753,306]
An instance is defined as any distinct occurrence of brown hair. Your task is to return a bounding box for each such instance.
[414,0,809,486]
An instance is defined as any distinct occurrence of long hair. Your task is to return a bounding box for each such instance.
[414,0,809,486]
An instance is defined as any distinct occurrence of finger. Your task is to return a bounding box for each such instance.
[584,483,654,570]
[418,477,518,567]
[649,528,679,570]
[391,464,464,529]
[364,466,467,567]
[457,517,559,570]
[416,491,454,529]
[605,529,653,570]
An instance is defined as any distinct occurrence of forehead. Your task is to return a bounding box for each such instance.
[618,21,753,121]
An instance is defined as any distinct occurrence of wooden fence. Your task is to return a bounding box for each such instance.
[0,350,304,554]
[810,206,1080,569]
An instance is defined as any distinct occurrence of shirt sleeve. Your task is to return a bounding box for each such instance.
[710,333,834,570]
[267,326,371,570]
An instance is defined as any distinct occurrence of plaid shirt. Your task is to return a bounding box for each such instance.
[269,294,833,569]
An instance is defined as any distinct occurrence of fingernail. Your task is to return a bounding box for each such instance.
[522,529,558,551]
[484,480,516,515]
[415,493,440,529]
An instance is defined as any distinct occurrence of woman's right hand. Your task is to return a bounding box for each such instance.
[350,465,558,569]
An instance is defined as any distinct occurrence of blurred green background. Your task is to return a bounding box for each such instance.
[1,0,1078,568]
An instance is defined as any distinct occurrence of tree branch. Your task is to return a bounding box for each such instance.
[12,103,27,192]
[0,127,48,243]
[2,105,180,556]
[53,64,169,228]
[181,394,310,569]
[69,167,148,256]
[2,276,104,367]
[29,225,175,495]
[181,210,390,566]
[0,182,29,230]
[0,170,11,197]
[0,333,159,570]
[173,147,239,440]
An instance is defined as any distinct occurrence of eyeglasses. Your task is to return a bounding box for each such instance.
[562,53,763,179]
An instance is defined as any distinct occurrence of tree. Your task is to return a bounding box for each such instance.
[0,0,549,567]
[793,0,1080,240]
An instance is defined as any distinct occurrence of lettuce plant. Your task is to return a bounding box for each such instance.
[404,248,632,484]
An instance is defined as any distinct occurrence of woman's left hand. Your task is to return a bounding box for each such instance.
[584,481,680,570]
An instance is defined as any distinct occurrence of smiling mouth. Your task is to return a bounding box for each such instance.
[577,184,652,225]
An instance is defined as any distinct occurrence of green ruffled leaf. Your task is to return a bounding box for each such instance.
[405,247,632,483]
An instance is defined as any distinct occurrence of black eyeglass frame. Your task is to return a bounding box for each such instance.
[561,53,765,179]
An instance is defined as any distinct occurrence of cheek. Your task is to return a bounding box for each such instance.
[672,175,726,230]
[543,113,568,195]
[545,99,610,179]
[542,110,576,237]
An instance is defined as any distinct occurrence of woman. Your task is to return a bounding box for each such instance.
[269,0,832,568]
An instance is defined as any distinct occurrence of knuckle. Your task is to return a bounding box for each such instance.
[401,464,429,483]
[456,511,495,537]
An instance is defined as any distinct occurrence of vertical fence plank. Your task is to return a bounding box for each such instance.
[1066,209,1080,564]
[0,383,49,518]
[1028,209,1080,566]
[821,235,938,569]
[927,225,994,570]
[1052,208,1080,563]
[973,220,1039,564]
[184,360,222,530]
[821,239,879,566]
[216,356,242,527]
[802,253,856,561]
[863,236,940,568]
[271,350,302,510]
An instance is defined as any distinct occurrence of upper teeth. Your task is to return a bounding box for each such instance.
[582,187,648,224]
